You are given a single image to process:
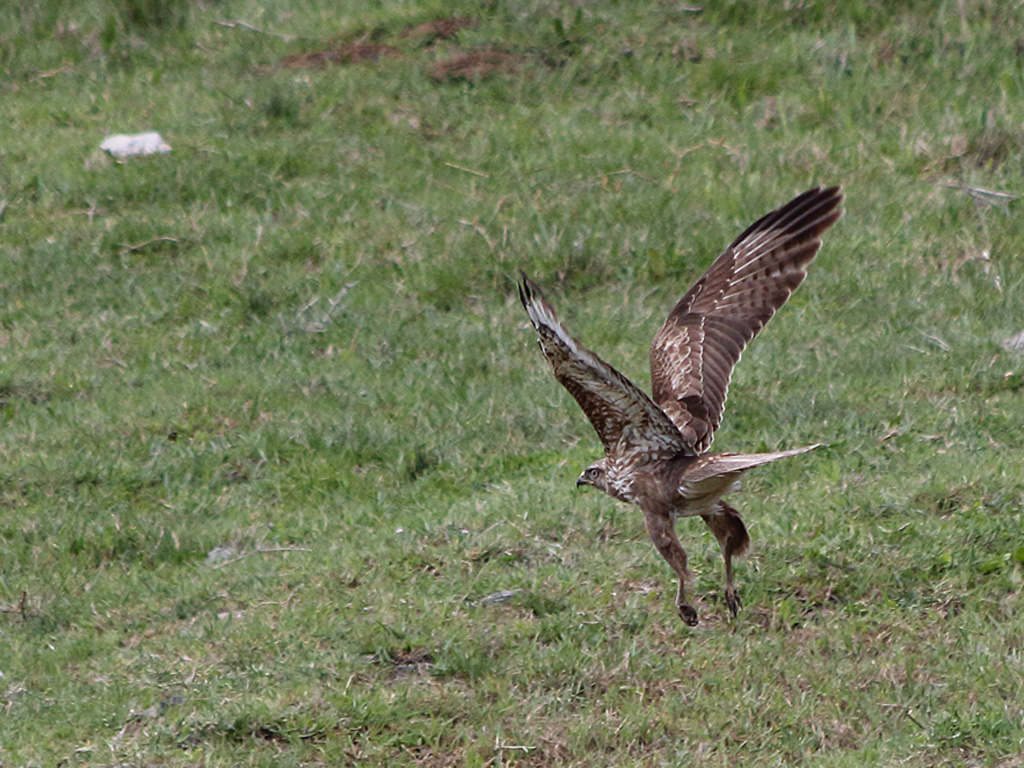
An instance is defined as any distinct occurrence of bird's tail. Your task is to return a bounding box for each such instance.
[678,444,821,513]
[686,444,822,482]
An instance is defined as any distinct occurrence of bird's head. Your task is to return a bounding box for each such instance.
[576,459,609,492]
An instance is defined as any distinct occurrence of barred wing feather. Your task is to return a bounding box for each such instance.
[650,186,844,454]
[518,273,689,459]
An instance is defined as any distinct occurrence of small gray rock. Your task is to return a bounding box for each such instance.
[1003,331,1024,354]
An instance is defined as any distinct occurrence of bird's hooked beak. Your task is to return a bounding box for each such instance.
[576,475,588,489]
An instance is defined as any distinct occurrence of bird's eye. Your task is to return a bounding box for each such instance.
[588,468,601,478]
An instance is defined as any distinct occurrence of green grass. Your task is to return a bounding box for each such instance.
[2,0,1024,765]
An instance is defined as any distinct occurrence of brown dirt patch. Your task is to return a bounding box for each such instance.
[405,16,475,44]
[431,49,523,82]
[280,43,398,69]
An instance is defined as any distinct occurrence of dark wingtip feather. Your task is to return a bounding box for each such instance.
[816,184,845,217]
[517,270,546,310]
[728,184,844,248]
[517,270,531,309]
[808,185,845,237]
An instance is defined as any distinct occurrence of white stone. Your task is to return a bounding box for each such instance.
[100,131,172,158]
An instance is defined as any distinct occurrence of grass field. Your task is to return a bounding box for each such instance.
[3,0,1024,765]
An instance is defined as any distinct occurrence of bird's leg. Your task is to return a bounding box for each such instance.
[723,550,741,618]
[642,509,697,626]
[701,503,750,619]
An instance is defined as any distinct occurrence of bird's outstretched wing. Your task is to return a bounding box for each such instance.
[650,186,844,453]
[519,273,690,459]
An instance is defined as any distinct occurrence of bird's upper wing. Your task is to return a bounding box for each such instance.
[649,186,844,453]
[519,273,691,459]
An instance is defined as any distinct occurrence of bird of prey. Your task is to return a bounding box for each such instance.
[518,186,843,625]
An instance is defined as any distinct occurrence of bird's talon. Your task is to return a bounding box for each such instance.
[725,588,742,619]
[678,603,699,626]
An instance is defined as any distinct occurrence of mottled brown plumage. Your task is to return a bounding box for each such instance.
[519,186,843,625]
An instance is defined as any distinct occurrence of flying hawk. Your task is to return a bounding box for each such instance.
[518,186,843,625]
